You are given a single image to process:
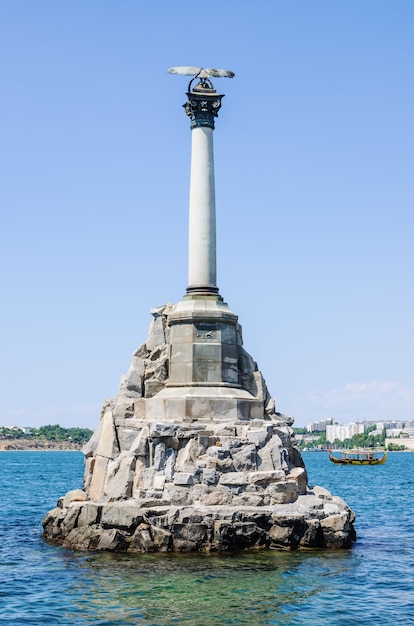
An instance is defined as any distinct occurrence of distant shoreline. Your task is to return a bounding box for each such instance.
[0,438,85,451]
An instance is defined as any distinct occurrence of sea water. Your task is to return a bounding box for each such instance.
[0,450,413,625]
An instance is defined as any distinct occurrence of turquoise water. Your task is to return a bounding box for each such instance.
[0,451,413,625]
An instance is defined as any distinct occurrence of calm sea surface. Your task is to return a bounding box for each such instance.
[0,450,413,625]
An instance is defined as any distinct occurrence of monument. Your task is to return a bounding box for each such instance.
[43,69,356,552]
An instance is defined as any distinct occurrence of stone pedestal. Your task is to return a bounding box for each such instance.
[168,298,239,388]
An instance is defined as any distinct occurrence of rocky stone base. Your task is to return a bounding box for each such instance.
[43,487,356,552]
[42,302,356,553]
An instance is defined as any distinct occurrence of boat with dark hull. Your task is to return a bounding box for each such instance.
[328,448,387,465]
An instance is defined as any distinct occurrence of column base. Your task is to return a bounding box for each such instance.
[185,285,222,300]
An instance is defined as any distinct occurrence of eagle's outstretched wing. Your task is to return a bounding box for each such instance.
[168,66,235,79]
[203,68,235,78]
[167,66,202,76]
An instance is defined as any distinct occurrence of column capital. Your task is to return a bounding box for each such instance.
[184,82,224,130]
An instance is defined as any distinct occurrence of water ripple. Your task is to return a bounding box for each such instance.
[0,451,413,624]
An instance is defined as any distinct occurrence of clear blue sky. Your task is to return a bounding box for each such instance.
[1,1,413,429]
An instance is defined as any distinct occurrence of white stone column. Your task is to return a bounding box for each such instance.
[188,125,216,292]
[183,81,223,297]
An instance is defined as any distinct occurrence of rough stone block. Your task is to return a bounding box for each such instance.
[112,396,135,420]
[175,438,198,471]
[146,315,167,352]
[142,468,156,490]
[100,502,143,530]
[153,441,166,471]
[42,506,65,532]
[202,468,219,485]
[257,436,284,471]
[164,448,177,481]
[83,456,95,492]
[296,519,321,548]
[320,512,352,549]
[331,496,355,523]
[95,408,120,459]
[89,456,109,501]
[61,502,83,533]
[132,459,144,494]
[103,453,136,501]
[168,488,193,506]
[248,470,285,486]
[232,494,264,507]
[129,523,155,552]
[150,422,178,438]
[287,467,307,495]
[176,424,208,438]
[320,512,348,534]
[218,472,248,486]
[118,357,145,398]
[77,503,101,527]
[174,472,195,486]
[268,480,298,504]
[215,425,237,437]
[96,528,129,551]
[151,525,172,551]
[206,445,231,460]
[201,491,233,505]
[214,457,234,472]
[268,524,293,548]
[130,426,149,457]
[198,435,217,452]
[256,445,275,472]
[247,429,268,448]
[144,377,166,398]
[231,444,257,472]
[323,503,341,516]
[153,475,166,491]
[62,489,87,508]
[62,526,101,551]
[311,485,332,500]
[82,422,102,458]
[117,427,141,452]
[171,523,209,549]
[220,436,245,451]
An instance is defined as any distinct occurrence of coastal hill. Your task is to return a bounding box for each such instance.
[0,425,93,451]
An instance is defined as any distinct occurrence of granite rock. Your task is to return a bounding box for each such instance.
[43,303,356,553]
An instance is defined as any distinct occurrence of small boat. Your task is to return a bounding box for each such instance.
[328,448,387,465]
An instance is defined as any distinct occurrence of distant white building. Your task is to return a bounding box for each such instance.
[385,437,414,450]
[306,418,334,433]
[386,428,403,437]
[326,422,364,443]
